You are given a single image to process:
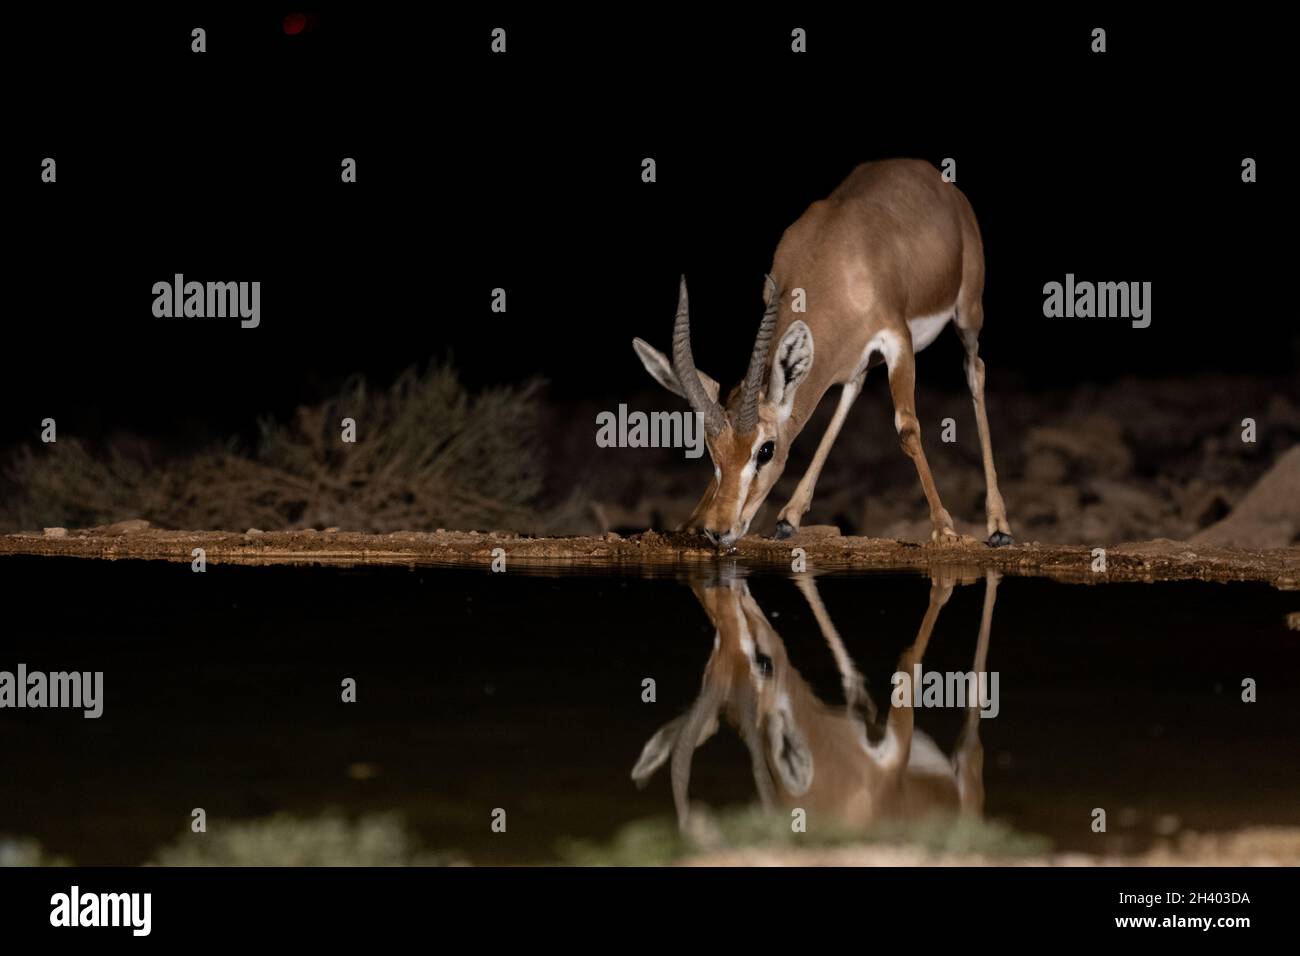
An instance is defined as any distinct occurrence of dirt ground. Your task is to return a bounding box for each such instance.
[3,522,1297,589]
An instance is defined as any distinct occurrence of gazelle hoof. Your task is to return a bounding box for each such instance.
[773,519,797,540]
[928,528,963,548]
[987,531,1014,548]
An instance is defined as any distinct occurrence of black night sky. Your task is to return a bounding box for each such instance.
[5,9,1290,450]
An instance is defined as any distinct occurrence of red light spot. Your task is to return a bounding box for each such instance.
[283,13,308,36]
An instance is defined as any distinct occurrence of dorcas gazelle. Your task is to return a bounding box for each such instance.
[631,570,1000,833]
[633,159,1014,548]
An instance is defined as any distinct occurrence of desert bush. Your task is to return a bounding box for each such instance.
[4,364,546,533]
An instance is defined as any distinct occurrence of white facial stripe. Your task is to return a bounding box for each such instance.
[717,435,770,539]
[736,614,765,680]
[736,459,757,508]
[734,436,769,527]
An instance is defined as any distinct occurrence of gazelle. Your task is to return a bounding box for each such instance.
[632,159,1013,548]
[631,570,999,832]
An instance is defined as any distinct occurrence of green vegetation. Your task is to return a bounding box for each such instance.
[150,812,460,867]
[559,806,1052,866]
[0,836,71,867]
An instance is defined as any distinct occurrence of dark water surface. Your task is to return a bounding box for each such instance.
[1,556,1297,864]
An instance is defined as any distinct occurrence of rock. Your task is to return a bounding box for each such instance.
[797,525,843,540]
[1192,446,1300,549]
[1266,394,1300,431]
[1026,416,1133,477]
[42,527,68,538]
[324,527,341,533]
[878,518,935,543]
[1026,449,1068,484]
[1172,482,1232,528]
[245,528,264,537]
[103,519,150,535]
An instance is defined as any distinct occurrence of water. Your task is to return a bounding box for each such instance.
[1,556,1298,864]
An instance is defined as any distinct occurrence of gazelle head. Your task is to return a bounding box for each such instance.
[632,276,814,547]
[630,578,814,828]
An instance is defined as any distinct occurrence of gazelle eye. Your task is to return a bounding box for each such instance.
[756,441,775,465]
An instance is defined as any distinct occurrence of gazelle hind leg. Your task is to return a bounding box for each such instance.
[955,304,1013,546]
[774,372,865,538]
[878,571,956,770]
[953,570,1000,815]
[883,336,958,546]
[793,575,870,718]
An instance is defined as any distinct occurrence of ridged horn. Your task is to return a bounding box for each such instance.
[671,276,726,438]
[670,680,724,832]
[734,275,780,434]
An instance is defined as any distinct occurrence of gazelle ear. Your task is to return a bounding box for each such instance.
[766,706,814,795]
[632,338,721,404]
[631,713,719,787]
[768,321,813,413]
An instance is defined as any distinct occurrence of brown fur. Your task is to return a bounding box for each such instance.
[667,159,1010,545]
[633,572,998,831]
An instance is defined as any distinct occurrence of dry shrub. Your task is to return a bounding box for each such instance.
[5,364,546,533]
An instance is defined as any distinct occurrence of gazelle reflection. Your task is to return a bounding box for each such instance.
[632,570,1000,831]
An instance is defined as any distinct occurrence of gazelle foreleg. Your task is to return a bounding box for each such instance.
[774,372,866,539]
[956,309,1013,545]
[952,570,1000,815]
[884,338,958,545]
[793,574,872,721]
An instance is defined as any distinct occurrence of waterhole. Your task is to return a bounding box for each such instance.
[1,556,1297,864]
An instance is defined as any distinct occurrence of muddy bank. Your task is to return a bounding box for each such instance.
[2,523,1296,588]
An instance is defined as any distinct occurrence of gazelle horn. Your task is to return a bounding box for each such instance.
[671,276,726,438]
[670,680,724,831]
[734,275,780,434]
